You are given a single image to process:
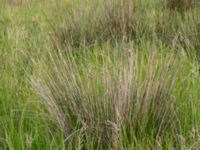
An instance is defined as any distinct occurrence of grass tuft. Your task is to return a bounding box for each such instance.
[30,48,179,148]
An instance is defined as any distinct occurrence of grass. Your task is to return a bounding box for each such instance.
[166,0,193,11]
[50,0,137,47]
[0,0,199,149]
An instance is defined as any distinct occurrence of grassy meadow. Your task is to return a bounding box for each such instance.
[0,0,200,149]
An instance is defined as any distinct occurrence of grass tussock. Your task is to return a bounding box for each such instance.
[30,49,179,148]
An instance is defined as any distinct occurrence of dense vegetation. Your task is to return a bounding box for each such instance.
[0,0,199,149]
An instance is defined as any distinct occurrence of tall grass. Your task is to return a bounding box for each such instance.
[0,0,199,149]
[51,0,137,48]
[30,47,180,148]
[166,0,193,11]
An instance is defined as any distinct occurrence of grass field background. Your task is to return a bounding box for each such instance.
[0,0,199,149]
